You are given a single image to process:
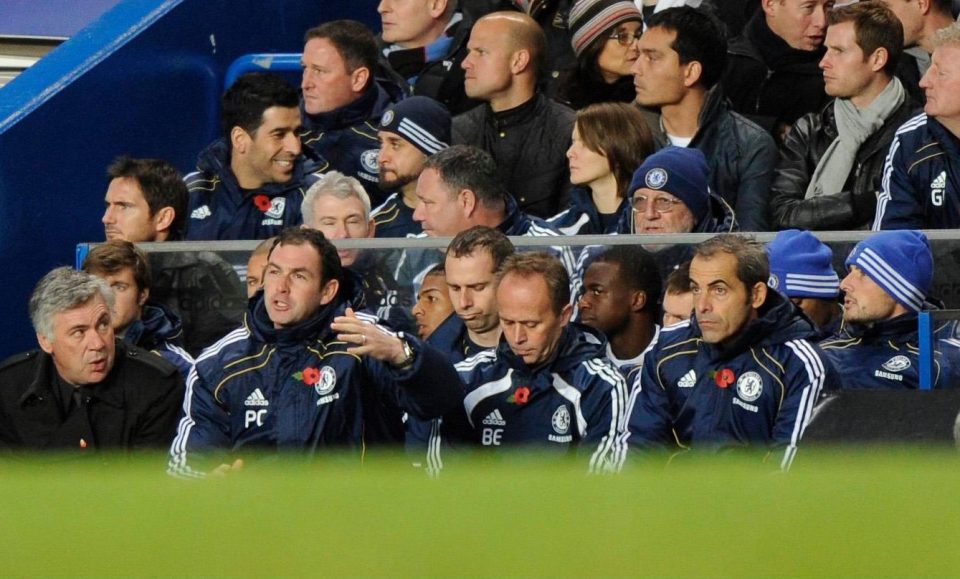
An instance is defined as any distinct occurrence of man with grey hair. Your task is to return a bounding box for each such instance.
[301,171,411,330]
[0,267,184,451]
[874,22,960,229]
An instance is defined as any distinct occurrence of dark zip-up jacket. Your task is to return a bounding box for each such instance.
[624,290,834,469]
[184,139,325,240]
[167,287,464,476]
[123,302,194,382]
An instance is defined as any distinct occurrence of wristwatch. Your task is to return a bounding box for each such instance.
[395,333,416,370]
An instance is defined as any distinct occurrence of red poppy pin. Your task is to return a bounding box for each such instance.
[294,366,320,386]
[253,194,272,212]
[507,386,531,405]
[712,368,736,389]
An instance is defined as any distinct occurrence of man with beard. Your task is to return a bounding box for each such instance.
[373,97,452,238]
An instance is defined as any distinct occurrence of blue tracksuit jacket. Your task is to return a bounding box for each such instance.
[372,192,422,238]
[453,323,628,472]
[873,112,960,230]
[167,289,464,476]
[122,302,194,382]
[624,290,834,469]
[821,312,960,389]
[184,139,326,240]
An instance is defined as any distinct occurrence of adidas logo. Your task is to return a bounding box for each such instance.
[191,205,211,220]
[244,388,269,407]
[931,171,947,190]
[678,370,697,388]
[482,409,506,426]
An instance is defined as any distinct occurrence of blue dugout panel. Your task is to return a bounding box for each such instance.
[0,0,377,357]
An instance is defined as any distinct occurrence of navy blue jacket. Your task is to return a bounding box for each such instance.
[372,192,422,238]
[821,312,960,389]
[167,288,464,476]
[184,139,325,240]
[453,323,628,472]
[123,303,194,382]
[299,80,401,205]
[873,113,960,230]
[624,290,833,469]
[547,187,628,236]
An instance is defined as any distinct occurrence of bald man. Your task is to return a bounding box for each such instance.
[451,11,574,218]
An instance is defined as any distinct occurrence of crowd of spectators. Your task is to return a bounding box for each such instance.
[3,0,960,473]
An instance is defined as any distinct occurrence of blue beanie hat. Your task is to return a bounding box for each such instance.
[629,147,710,222]
[766,230,839,298]
[845,230,933,312]
[379,96,451,157]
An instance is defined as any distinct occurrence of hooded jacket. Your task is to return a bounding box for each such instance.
[167,285,464,476]
[184,139,326,240]
[453,322,628,472]
[122,303,194,382]
[299,80,401,205]
[821,311,960,390]
[624,290,833,469]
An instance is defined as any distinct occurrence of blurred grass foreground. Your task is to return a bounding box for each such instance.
[1,448,957,578]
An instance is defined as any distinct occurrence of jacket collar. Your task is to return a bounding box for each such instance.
[196,138,317,198]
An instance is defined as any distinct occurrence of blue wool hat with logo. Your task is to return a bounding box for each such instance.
[629,146,710,222]
[379,96,451,157]
[766,230,839,298]
[845,230,933,312]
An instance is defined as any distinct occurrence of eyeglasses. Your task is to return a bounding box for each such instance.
[608,30,643,47]
[632,195,683,214]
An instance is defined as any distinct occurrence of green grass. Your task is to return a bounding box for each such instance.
[1,449,958,578]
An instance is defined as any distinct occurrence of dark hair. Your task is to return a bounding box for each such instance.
[497,251,570,314]
[423,145,508,211]
[304,20,378,87]
[221,72,300,140]
[593,245,662,314]
[446,226,516,270]
[107,156,188,240]
[576,103,655,198]
[82,240,152,293]
[694,234,769,289]
[827,1,903,75]
[269,226,342,288]
[932,0,954,14]
[646,6,728,90]
[664,260,692,295]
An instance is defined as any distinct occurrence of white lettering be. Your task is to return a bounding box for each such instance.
[481,428,503,446]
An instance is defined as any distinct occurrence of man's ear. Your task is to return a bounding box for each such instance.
[510,49,532,75]
[428,0,449,18]
[868,47,889,74]
[138,287,150,307]
[231,126,249,154]
[350,66,370,93]
[319,278,340,305]
[631,290,647,314]
[683,61,703,88]
[153,206,176,235]
[459,189,477,216]
[918,0,933,15]
[559,302,573,326]
[37,333,53,355]
[750,282,768,309]
[761,0,779,17]
[366,219,377,239]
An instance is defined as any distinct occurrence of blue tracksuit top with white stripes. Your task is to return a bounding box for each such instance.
[454,323,628,473]
[873,112,960,230]
[184,139,327,240]
[820,312,960,390]
[167,288,463,476]
[624,290,834,469]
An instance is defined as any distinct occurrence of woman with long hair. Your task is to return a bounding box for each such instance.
[549,102,654,235]
[555,0,643,110]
